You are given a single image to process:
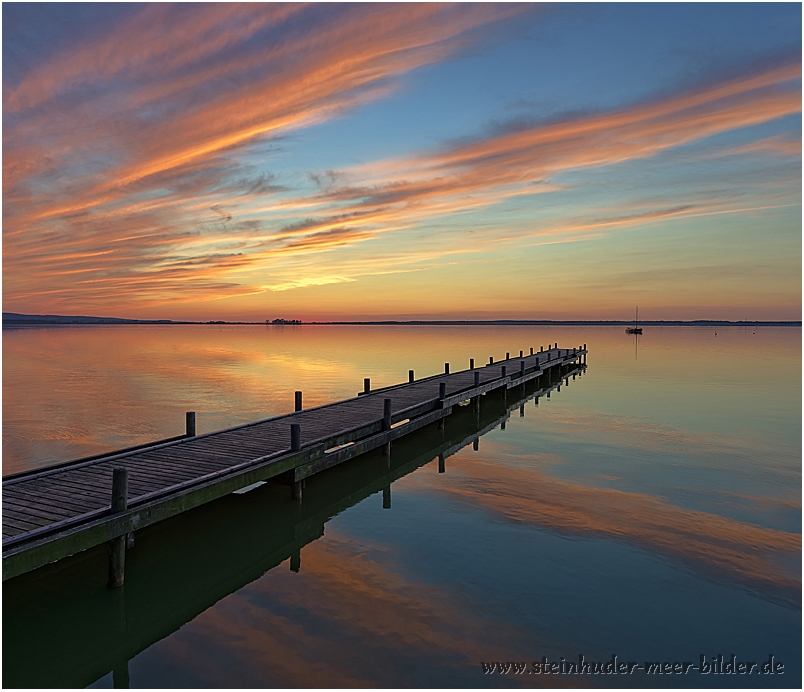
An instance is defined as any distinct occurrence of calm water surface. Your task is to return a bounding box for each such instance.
[3,325,801,687]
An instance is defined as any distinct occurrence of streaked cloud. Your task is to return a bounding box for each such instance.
[3,5,800,318]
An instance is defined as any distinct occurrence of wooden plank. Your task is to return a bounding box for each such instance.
[3,498,76,521]
[3,488,98,515]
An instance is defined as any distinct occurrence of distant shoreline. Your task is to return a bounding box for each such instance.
[3,312,800,327]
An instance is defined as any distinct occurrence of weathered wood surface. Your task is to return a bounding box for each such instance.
[2,345,585,578]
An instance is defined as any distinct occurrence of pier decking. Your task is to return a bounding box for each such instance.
[2,344,587,582]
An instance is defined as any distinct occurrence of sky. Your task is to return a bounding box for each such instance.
[2,2,801,322]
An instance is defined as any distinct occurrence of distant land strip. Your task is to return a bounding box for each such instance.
[3,313,800,327]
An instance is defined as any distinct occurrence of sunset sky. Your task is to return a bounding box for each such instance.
[3,3,801,321]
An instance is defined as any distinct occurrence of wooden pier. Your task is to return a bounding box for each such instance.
[2,344,587,583]
[4,359,586,688]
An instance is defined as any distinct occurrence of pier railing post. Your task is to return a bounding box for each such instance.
[445,363,450,375]
[437,383,446,429]
[506,352,510,360]
[489,356,494,365]
[501,365,506,378]
[470,358,474,370]
[108,468,128,588]
[382,398,392,456]
[535,357,540,369]
[364,378,370,394]
[520,350,523,357]
[530,347,534,355]
[291,423,301,452]
[409,370,414,383]
[520,361,525,378]
[295,391,302,412]
[185,412,196,437]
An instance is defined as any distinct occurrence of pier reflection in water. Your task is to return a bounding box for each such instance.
[4,363,577,689]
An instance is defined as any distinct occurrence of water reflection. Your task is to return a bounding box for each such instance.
[3,364,576,689]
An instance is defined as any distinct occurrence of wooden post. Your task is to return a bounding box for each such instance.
[291,424,302,500]
[530,347,534,355]
[520,404,525,417]
[489,356,494,365]
[409,370,415,382]
[506,352,510,360]
[445,362,450,375]
[113,661,130,689]
[295,391,302,412]
[438,454,445,473]
[473,437,479,451]
[382,398,392,456]
[519,350,523,357]
[535,395,539,406]
[364,378,370,394]
[501,420,506,431]
[291,423,301,451]
[535,357,540,369]
[540,345,544,352]
[108,468,128,588]
[501,365,506,378]
[290,550,300,572]
[474,371,480,387]
[185,411,196,437]
[383,485,391,509]
[437,383,446,429]
[520,361,525,377]
[470,358,474,370]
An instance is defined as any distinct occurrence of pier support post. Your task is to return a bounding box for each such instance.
[535,395,539,406]
[409,370,415,383]
[295,391,303,412]
[501,420,506,431]
[438,454,445,473]
[113,661,130,689]
[185,411,196,437]
[290,550,300,573]
[437,383,446,429]
[364,378,370,394]
[473,437,479,451]
[520,361,525,378]
[107,468,128,588]
[501,366,506,378]
[383,485,391,509]
[382,398,392,456]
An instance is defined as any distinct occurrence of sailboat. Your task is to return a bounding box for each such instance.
[625,306,642,334]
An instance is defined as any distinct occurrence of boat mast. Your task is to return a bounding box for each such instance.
[636,305,638,329]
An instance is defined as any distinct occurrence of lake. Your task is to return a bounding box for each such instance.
[2,324,801,688]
